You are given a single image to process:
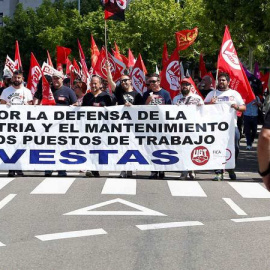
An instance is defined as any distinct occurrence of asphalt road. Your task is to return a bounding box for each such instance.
[0,136,269,270]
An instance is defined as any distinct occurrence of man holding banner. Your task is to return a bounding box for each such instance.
[204,72,246,180]
[0,69,33,177]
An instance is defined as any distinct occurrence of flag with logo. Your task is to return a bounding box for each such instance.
[100,0,131,21]
[93,47,122,81]
[175,27,198,51]
[4,55,16,76]
[14,40,22,71]
[217,25,255,104]
[130,54,147,95]
[27,53,42,95]
[41,75,56,105]
[160,49,180,99]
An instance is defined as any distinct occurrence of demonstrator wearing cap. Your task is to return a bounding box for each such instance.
[173,78,204,180]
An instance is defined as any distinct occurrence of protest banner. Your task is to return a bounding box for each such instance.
[0,104,235,171]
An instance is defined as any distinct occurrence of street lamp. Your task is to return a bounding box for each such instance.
[78,0,80,15]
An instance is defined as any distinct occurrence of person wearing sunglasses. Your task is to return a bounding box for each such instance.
[143,73,172,179]
[106,61,143,178]
[143,73,171,105]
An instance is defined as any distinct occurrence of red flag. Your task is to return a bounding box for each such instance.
[90,35,100,68]
[77,40,89,83]
[56,46,71,65]
[130,54,148,95]
[260,72,270,93]
[175,27,198,51]
[41,75,56,105]
[66,58,77,87]
[101,0,131,21]
[93,47,121,81]
[217,26,255,104]
[160,49,180,99]
[47,50,54,68]
[4,55,16,75]
[14,40,22,70]
[182,77,204,99]
[199,53,208,78]
[113,42,123,61]
[162,43,169,68]
[127,48,135,69]
[78,39,86,60]
[121,54,129,67]
[27,53,42,95]
[66,57,72,76]
[73,59,80,74]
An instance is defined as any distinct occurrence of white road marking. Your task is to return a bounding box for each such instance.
[102,178,136,195]
[136,221,204,231]
[64,198,166,216]
[232,216,270,223]
[35,229,107,241]
[229,182,270,198]
[30,178,76,194]
[0,178,14,190]
[0,242,6,247]
[223,198,247,215]
[0,194,17,210]
[167,181,207,197]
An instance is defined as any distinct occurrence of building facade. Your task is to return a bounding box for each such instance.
[0,0,73,26]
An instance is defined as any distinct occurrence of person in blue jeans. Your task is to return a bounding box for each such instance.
[243,96,262,150]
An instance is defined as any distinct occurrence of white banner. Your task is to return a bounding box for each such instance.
[0,104,235,171]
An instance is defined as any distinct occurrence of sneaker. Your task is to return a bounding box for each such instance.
[85,170,93,177]
[180,172,188,180]
[212,173,223,181]
[58,171,67,177]
[119,171,127,178]
[228,169,237,180]
[149,172,158,179]
[92,171,100,177]
[45,170,53,177]
[8,170,15,177]
[16,171,24,177]
[246,145,251,150]
[159,171,165,179]
[126,171,133,178]
[188,172,196,180]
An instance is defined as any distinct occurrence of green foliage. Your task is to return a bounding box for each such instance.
[0,0,269,77]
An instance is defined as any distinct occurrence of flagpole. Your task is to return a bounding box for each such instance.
[105,20,109,60]
[214,68,219,97]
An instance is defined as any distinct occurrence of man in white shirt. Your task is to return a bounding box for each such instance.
[173,78,204,179]
[0,70,33,177]
[204,72,246,181]
[1,70,33,105]
[173,78,204,106]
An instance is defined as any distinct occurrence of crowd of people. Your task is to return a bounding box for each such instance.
[0,64,269,181]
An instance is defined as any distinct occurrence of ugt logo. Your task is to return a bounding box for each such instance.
[191,146,210,166]
[221,39,241,70]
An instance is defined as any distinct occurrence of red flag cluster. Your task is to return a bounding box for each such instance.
[217,26,255,103]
